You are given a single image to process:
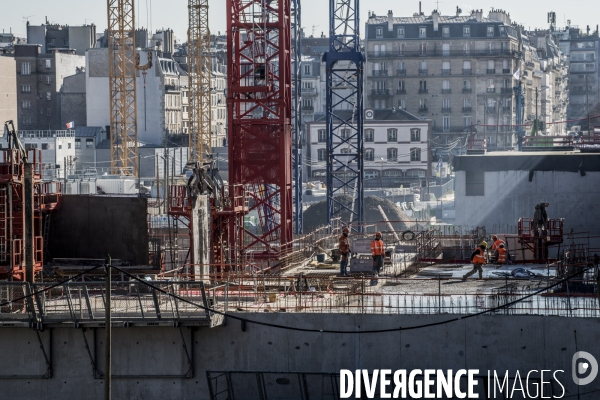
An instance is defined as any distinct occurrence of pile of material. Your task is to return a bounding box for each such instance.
[303,195,414,233]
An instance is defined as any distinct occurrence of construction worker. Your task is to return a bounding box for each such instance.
[495,243,507,264]
[371,232,385,284]
[489,235,505,262]
[338,227,351,276]
[463,241,487,280]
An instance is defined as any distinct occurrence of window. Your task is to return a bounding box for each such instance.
[58,144,62,150]
[397,80,405,93]
[397,61,405,73]
[466,170,484,196]
[463,60,471,74]
[487,42,494,54]
[75,139,81,149]
[21,100,31,109]
[464,116,472,127]
[303,98,312,109]
[25,143,38,150]
[442,60,450,74]
[463,80,471,90]
[442,98,450,110]
[406,169,425,177]
[46,108,51,116]
[364,129,374,142]
[317,148,326,162]
[398,99,405,109]
[303,64,310,75]
[419,80,427,92]
[86,139,94,149]
[419,27,426,38]
[341,129,350,140]
[442,26,450,37]
[502,59,510,72]
[463,42,470,55]
[387,148,398,161]
[376,27,383,38]
[365,148,374,161]
[442,80,450,92]
[463,26,470,37]
[63,38,69,46]
[419,98,427,110]
[46,59,51,69]
[487,78,495,90]
[47,92,51,101]
[420,43,427,55]
[387,129,398,142]
[464,98,471,108]
[443,117,450,131]
[21,62,31,75]
[42,143,49,150]
[442,43,450,57]
[410,128,421,142]
[46,76,52,85]
[487,60,495,73]
[21,85,31,93]
[487,26,495,37]
[384,170,402,177]
[397,27,405,38]
[68,142,72,149]
[398,43,405,56]
[410,148,421,161]
[318,129,326,143]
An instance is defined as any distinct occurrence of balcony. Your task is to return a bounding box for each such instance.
[462,68,472,75]
[501,87,513,94]
[367,49,518,58]
[502,68,511,74]
[418,69,428,75]
[301,105,314,111]
[432,125,473,133]
[418,106,428,112]
[441,88,451,94]
[164,84,180,91]
[396,89,406,94]
[441,107,452,113]
[372,70,388,76]
[396,69,406,76]
[462,88,472,93]
[366,52,394,58]
[441,69,451,75]
[418,89,428,94]
[462,107,472,112]
[486,69,496,74]
[301,87,316,93]
[486,88,496,93]
[371,89,391,96]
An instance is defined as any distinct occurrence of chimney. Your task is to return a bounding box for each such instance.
[388,10,394,31]
[474,9,483,22]
[456,6,462,17]
[432,10,439,31]
[419,1,422,15]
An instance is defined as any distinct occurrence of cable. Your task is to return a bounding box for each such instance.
[112,264,596,335]
[0,265,103,309]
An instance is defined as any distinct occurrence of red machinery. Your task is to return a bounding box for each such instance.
[226,0,293,265]
[0,121,61,281]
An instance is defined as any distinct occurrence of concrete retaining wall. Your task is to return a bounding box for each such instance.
[0,314,598,399]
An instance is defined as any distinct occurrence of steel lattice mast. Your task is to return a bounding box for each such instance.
[227,0,293,261]
[188,0,212,162]
[322,0,364,230]
[291,0,303,234]
[107,0,138,175]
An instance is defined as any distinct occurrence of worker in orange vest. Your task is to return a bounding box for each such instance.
[462,241,487,280]
[495,243,507,264]
[338,227,351,276]
[490,235,505,262]
[371,232,385,284]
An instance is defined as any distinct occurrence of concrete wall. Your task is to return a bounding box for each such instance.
[0,314,598,399]
[455,169,600,235]
[0,56,17,129]
[48,195,149,265]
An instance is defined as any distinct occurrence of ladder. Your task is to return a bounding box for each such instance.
[42,213,51,261]
[0,187,7,263]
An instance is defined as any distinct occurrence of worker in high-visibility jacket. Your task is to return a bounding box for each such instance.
[371,232,385,278]
[495,243,507,264]
[489,235,505,262]
[463,241,487,280]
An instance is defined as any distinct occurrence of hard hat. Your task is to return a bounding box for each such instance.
[492,234,498,240]
[342,227,350,233]
[499,243,505,248]
[481,241,488,248]
[375,232,382,237]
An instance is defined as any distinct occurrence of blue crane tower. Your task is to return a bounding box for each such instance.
[292,0,304,234]
[322,0,364,231]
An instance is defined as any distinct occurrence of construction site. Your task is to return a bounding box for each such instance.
[1,0,600,399]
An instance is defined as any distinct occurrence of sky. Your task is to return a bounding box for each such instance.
[0,0,597,42]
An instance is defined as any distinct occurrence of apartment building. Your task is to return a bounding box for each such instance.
[364,8,550,151]
[27,22,97,56]
[14,44,85,130]
[552,26,600,128]
[306,109,430,187]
